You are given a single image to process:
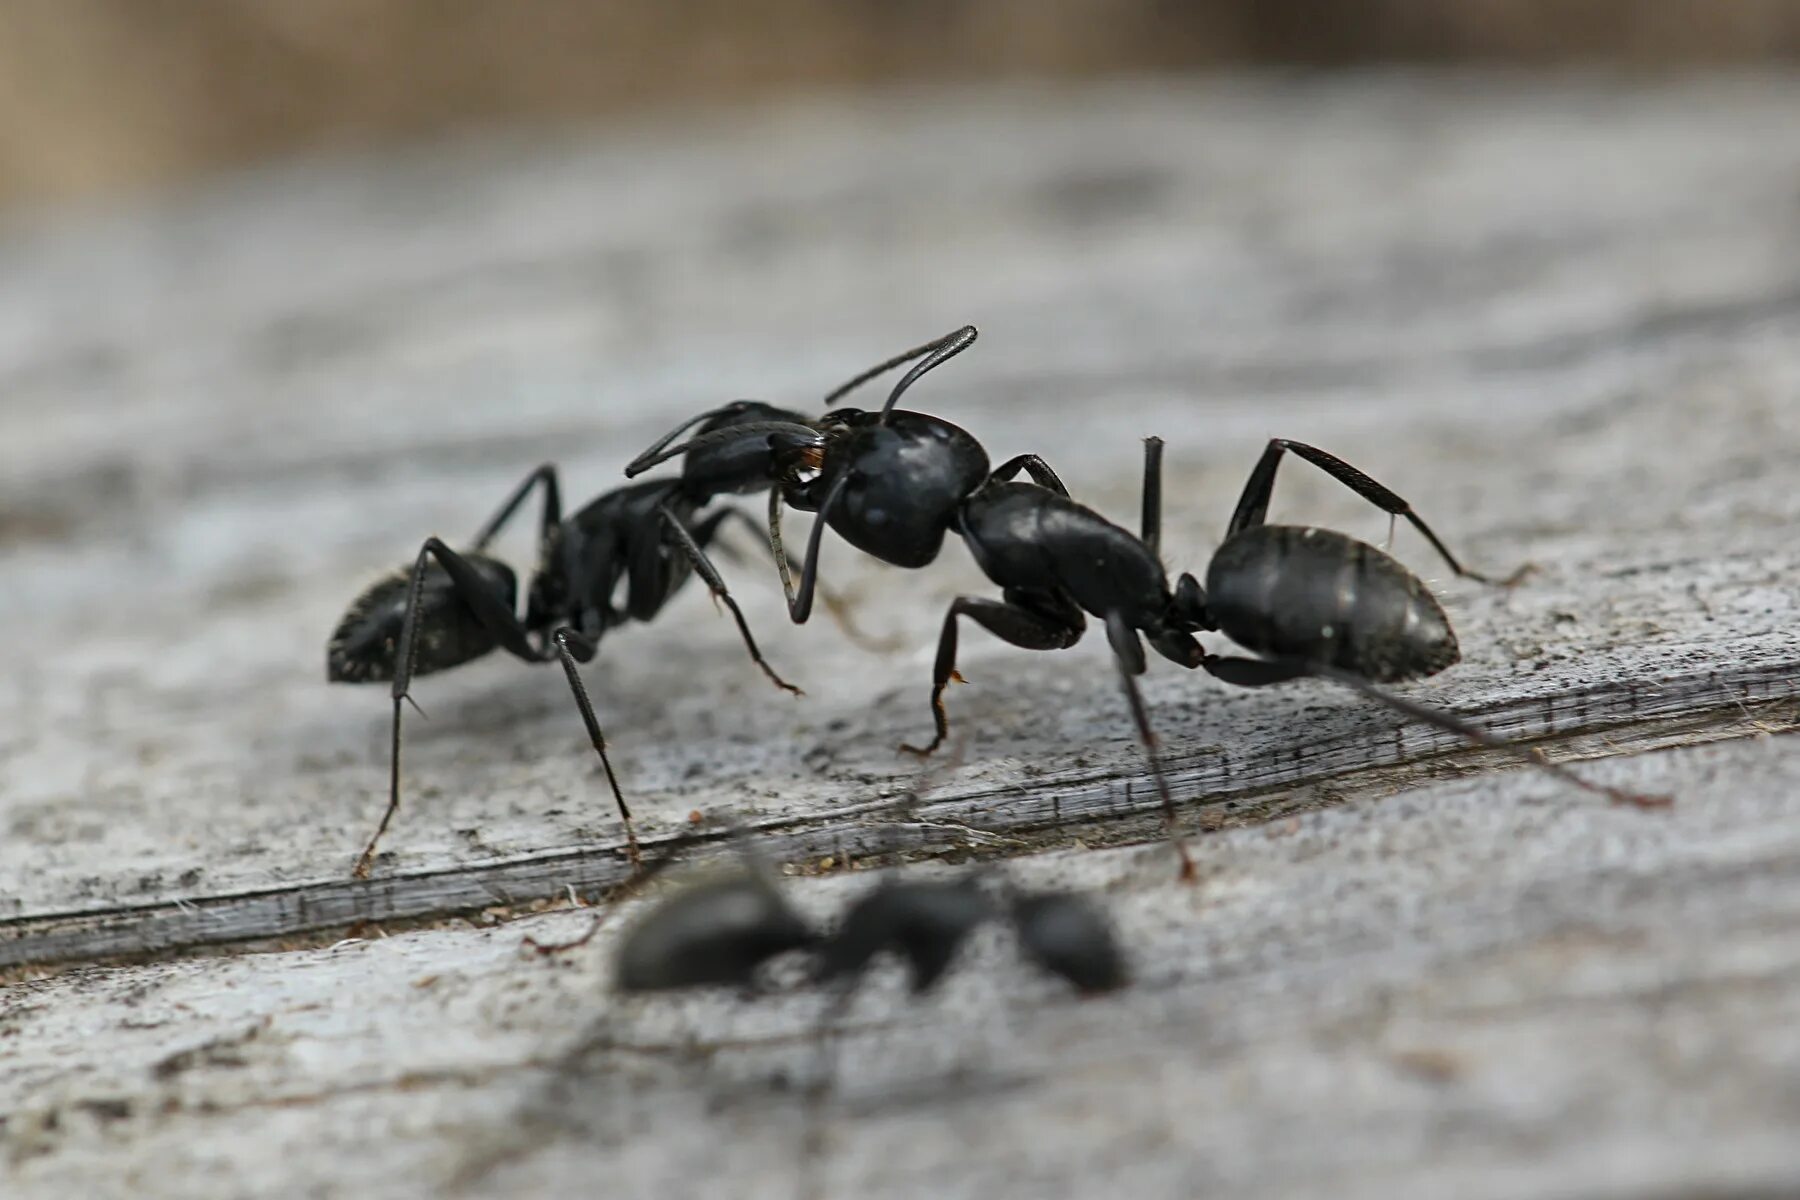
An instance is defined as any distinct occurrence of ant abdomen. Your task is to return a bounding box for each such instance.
[1206,525,1460,683]
[327,554,517,684]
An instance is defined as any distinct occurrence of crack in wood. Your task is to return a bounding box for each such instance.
[6,661,1792,970]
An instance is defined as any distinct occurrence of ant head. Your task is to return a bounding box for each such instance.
[679,403,818,497]
[797,411,989,568]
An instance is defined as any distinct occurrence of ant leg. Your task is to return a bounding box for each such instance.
[355,694,413,881]
[550,628,642,869]
[1140,437,1164,557]
[520,838,711,955]
[708,505,900,653]
[355,538,551,878]
[781,472,853,625]
[899,592,1084,757]
[987,454,1070,497]
[767,485,797,609]
[624,417,821,478]
[1201,654,1671,809]
[1225,439,1527,585]
[1103,611,1195,882]
[470,463,562,552]
[655,502,803,695]
[766,482,895,644]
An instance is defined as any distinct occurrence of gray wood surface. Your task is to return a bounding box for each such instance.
[2,76,1799,1198]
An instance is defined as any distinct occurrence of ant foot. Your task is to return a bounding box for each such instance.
[1613,788,1675,810]
[760,664,805,697]
[523,913,608,956]
[1498,561,1538,588]
[1472,561,1537,588]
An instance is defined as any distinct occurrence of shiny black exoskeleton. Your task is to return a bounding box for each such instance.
[907,434,1667,878]
[327,405,811,878]
[623,326,1066,624]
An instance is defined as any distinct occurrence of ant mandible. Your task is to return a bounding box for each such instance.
[326,404,813,878]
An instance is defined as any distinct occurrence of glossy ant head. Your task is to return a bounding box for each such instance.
[624,328,984,565]
[784,411,991,569]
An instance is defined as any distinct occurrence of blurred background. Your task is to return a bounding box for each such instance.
[3,0,1799,211]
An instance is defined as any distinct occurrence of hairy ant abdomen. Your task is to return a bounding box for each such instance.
[327,554,519,684]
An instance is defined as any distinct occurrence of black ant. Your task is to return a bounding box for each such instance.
[601,754,1125,995]
[612,863,1125,998]
[632,328,1668,879]
[327,404,816,878]
[607,852,1125,1190]
[624,325,1069,625]
[556,784,1122,1197]
[628,327,1669,881]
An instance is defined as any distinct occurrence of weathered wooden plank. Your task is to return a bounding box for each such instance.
[6,733,1800,1198]
[3,74,1800,1196]
[4,78,1800,969]
[3,653,1792,968]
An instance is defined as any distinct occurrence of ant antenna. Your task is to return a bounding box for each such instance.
[822,326,972,408]
[626,405,746,476]
[818,325,979,419]
[876,326,977,425]
[623,419,821,477]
